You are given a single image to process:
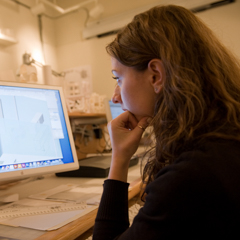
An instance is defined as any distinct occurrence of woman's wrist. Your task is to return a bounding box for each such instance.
[108,155,131,182]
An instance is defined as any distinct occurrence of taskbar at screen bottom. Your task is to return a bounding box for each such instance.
[0,159,64,172]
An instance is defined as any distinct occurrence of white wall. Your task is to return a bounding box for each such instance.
[54,0,240,99]
[0,0,240,98]
[0,0,58,83]
[197,1,240,59]
[55,11,116,98]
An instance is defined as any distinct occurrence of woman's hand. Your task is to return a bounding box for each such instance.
[107,111,150,182]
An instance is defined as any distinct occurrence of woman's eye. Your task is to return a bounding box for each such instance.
[112,76,121,86]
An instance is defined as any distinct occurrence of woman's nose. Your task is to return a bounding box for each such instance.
[111,86,122,104]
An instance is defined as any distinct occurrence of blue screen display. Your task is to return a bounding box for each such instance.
[54,90,74,164]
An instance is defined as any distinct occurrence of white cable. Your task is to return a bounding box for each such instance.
[40,0,98,15]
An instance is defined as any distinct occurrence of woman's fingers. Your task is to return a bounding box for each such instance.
[108,111,151,158]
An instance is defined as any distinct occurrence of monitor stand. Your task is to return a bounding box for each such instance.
[56,155,139,178]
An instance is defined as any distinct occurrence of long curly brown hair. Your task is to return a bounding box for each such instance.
[106,5,240,185]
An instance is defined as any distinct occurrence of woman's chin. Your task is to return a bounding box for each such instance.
[134,114,149,122]
[129,111,151,122]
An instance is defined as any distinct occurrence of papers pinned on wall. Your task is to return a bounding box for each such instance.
[63,65,92,98]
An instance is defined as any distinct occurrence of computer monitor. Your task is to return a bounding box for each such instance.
[104,98,125,122]
[0,81,79,182]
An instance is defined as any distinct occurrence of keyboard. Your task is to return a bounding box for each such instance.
[56,155,139,178]
[86,145,146,158]
[0,202,98,220]
[129,202,141,225]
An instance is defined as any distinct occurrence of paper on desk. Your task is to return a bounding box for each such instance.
[0,205,98,231]
[47,186,103,202]
[29,184,79,200]
[28,184,103,203]
[5,198,62,207]
[69,186,103,194]
[0,236,20,240]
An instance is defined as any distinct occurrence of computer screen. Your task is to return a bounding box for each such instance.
[105,99,125,122]
[0,81,79,181]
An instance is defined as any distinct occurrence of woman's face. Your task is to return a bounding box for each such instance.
[111,57,157,121]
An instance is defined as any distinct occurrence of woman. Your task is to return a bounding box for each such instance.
[93,5,240,240]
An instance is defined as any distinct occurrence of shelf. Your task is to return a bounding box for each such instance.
[0,33,17,46]
[68,112,106,118]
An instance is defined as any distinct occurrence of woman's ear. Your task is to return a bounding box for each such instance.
[148,59,165,93]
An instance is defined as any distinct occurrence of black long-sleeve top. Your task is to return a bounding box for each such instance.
[93,139,240,239]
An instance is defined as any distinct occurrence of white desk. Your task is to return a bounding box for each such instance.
[0,163,142,240]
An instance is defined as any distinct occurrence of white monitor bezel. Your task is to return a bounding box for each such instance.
[104,98,125,123]
[0,81,79,181]
[104,98,112,123]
